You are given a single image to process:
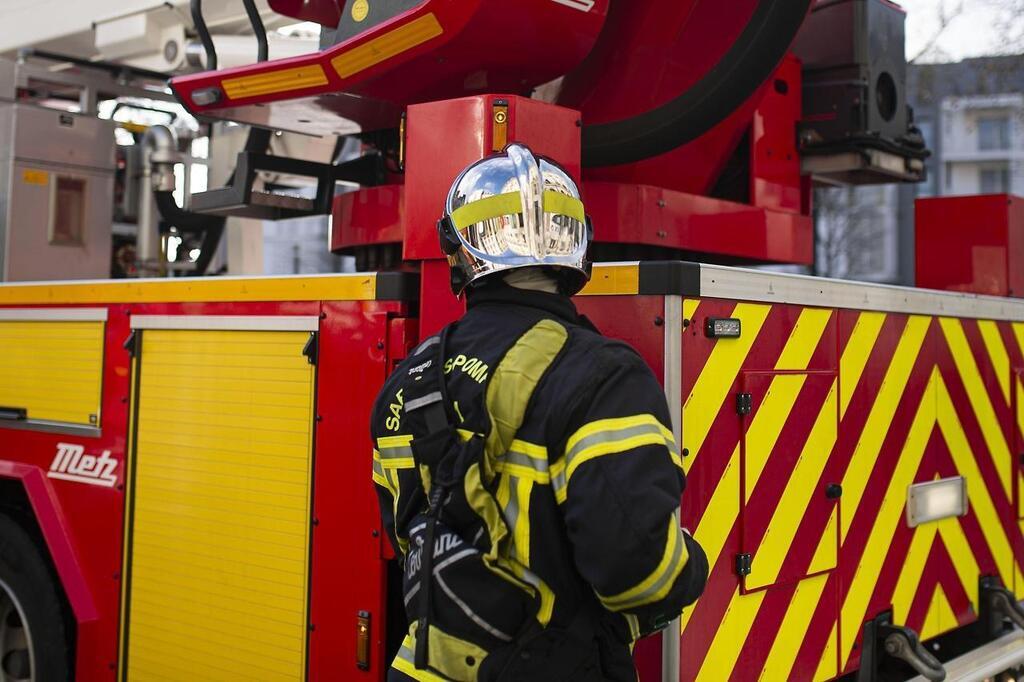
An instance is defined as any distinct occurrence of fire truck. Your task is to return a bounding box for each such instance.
[1,0,1023,680]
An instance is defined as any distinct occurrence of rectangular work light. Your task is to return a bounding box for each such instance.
[906,476,968,528]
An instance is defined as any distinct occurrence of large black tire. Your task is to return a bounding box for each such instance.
[0,514,70,682]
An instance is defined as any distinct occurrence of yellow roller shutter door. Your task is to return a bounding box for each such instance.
[0,319,104,425]
[123,329,315,681]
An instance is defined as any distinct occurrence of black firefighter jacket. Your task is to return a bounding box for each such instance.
[370,281,708,681]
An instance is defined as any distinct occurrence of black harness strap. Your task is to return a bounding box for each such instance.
[402,324,457,670]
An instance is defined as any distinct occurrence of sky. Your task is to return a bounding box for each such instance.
[900,0,1023,62]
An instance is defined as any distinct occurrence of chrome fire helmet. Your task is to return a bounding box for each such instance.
[437,143,593,295]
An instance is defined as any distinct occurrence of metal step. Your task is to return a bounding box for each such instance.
[189,189,316,221]
[184,151,385,221]
[908,630,1024,682]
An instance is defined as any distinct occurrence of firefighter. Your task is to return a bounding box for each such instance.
[370,143,707,682]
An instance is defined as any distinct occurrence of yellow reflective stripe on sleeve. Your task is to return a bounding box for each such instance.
[597,512,689,612]
[372,449,391,490]
[660,422,683,470]
[384,466,409,555]
[377,435,415,469]
[392,634,448,682]
[624,613,641,641]
[494,440,551,484]
[552,414,676,504]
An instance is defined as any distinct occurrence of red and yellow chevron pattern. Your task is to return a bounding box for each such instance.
[678,298,1024,681]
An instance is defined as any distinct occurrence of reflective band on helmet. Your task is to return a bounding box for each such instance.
[449,190,586,229]
[542,190,586,222]
[450,192,522,229]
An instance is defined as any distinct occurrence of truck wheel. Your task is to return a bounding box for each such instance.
[0,515,69,682]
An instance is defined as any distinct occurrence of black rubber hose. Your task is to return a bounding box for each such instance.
[190,0,218,70]
[244,127,273,154]
[192,224,226,275]
[154,192,226,276]
[242,0,269,63]
[581,0,813,167]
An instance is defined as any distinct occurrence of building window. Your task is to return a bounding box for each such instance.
[980,166,1010,194]
[49,175,87,245]
[916,120,936,197]
[978,115,1010,151]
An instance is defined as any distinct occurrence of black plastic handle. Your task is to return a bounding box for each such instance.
[0,407,27,421]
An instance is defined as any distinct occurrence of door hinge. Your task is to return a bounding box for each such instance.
[735,553,753,577]
[736,392,753,416]
[302,332,319,366]
[123,330,139,358]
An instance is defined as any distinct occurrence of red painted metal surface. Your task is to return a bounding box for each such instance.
[585,181,813,265]
[403,95,583,262]
[332,185,404,252]
[308,299,410,680]
[0,298,410,681]
[335,86,812,266]
[169,0,607,135]
[916,194,1024,298]
[0,304,133,680]
[560,1,800,199]
[751,56,804,214]
[673,299,1024,680]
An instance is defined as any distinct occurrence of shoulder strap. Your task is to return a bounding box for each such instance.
[401,325,460,671]
[403,324,457,443]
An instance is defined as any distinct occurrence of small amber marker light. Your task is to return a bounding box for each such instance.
[357,611,371,670]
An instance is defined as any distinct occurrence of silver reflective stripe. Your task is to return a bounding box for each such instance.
[373,458,385,478]
[396,640,416,666]
[379,445,414,460]
[551,467,566,497]
[503,475,521,555]
[415,336,441,355]
[404,581,421,608]
[405,392,444,413]
[434,549,515,642]
[566,422,669,468]
[503,450,549,475]
[518,565,544,593]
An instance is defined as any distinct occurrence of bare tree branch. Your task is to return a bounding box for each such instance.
[910,0,966,63]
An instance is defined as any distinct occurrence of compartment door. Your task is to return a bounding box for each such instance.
[121,326,316,681]
[0,310,105,427]
[740,371,840,592]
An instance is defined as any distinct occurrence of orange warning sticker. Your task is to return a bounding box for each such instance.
[22,169,49,186]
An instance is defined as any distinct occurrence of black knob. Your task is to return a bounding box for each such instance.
[825,483,843,499]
